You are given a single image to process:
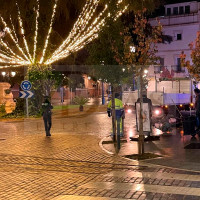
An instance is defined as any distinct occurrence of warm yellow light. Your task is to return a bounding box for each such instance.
[1,71,6,76]
[0,0,130,67]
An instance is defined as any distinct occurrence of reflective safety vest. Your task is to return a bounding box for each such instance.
[107,98,124,117]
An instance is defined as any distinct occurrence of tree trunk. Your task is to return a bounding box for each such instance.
[111,85,116,142]
[138,72,144,155]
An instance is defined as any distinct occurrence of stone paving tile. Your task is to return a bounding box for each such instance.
[1,116,200,200]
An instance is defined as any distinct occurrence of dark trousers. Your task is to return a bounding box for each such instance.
[43,115,52,135]
[196,114,200,129]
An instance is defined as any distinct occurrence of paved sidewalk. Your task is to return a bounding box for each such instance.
[102,113,200,172]
[0,111,200,199]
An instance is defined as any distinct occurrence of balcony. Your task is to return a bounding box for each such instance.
[149,12,198,26]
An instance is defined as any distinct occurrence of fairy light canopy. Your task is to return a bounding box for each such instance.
[0,0,129,68]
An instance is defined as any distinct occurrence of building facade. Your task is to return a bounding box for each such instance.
[148,1,200,94]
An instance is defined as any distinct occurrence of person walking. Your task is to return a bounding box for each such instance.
[194,88,200,131]
[107,93,124,137]
[42,96,53,136]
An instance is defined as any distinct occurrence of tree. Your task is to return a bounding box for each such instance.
[181,31,200,81]
[86,1,162,146]
[87,13,132,142]
[27,65,66,115]
[119,9,162,155]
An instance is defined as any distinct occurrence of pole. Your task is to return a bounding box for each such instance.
[102,81,105,105]
[26,98,29,118]
[155,75,157,92]
[138,72,144,155]
[137,76,140,98]
[70,88,73,104]
[61,87,64,105]
[133,74,135,91]
[111,86,116,142]
[190,79,193,103]
[117,117,120,149]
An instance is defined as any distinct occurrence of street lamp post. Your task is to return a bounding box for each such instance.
[100,61,105,105]
[102,81,105,105]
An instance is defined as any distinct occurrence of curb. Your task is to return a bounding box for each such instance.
[99,136,115,155]
[99,136,200,173]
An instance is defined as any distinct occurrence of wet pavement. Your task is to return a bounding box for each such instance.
[102,111,200,172]
[0,107,200,199]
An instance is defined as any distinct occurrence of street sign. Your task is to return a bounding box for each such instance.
[19,91,34,98]
[21,80,32,91]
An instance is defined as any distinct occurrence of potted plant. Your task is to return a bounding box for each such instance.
[73,96,89,111]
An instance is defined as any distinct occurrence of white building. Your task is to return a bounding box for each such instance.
[147,1,200,96]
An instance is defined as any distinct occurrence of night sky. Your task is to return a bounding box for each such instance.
[165,0,200,4]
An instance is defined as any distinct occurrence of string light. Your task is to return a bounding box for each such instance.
[0,15,30,62]
[33,0,40,63]
[0,0,129,68]
[39,0,58,64]
[49,0,100,60]
[45,3,108,64]
[16,1,33,63]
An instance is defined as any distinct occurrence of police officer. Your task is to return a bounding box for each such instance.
[107,93,124,136]
[42,96,53,136]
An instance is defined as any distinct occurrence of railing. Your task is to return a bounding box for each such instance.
[149,12,198,26]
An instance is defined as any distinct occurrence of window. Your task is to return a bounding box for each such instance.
[174,31,182,41]
[177,33,182,40]
[159,58,164,66]
[173,7,178,15]
[167,8,171,15]
[179,6,184,14]
[185,5,190,14]
[177,58,181,72]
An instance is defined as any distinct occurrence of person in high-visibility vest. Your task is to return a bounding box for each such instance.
[107,93,124,136]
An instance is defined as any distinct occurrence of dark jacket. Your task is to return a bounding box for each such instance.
[195,94,200,115]
[42,100,53,117]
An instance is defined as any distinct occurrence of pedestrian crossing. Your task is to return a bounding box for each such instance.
[53,169,200,199]
[81,181,200,196]
[106,171,200,181]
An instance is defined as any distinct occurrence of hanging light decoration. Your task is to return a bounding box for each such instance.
[0,0,128,68]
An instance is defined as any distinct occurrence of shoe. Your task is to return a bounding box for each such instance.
[46,132,51,136]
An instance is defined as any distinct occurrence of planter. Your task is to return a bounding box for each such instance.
[79,105,84,111]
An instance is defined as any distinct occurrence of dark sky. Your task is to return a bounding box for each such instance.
[165,0,200,4]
